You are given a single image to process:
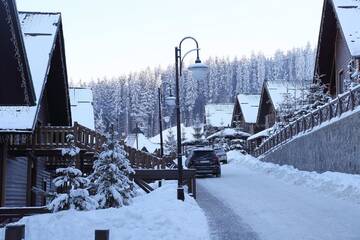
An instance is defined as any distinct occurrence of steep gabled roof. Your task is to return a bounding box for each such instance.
[0,11,68,132]
[0,0,35,105]
[266,81,307,109]
[205,104,233,127]
[236,94,260,124]
[69,87,95,130]
[332,0,360,57]
[314,0,360,82]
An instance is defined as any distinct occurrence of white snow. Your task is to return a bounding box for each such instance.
[247,127,273,141]
[236,94,261,123]
[266,81,307,110]
[69,88,95,130]
[199,151,360,240]
[125,133,160,153]
[150,124,195,144]
[207,128,250,140]
[0,183,209,240]
[204,104,233,127]
[0,13,60,132]
[332,0,360,57]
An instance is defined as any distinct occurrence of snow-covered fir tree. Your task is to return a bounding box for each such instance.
[89,136,136,208]
[164,128,176,154]
[192,121,203,141]
[48,134,97,212]
[85,45,316,137]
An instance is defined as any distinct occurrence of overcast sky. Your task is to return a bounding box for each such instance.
[17,0,323,82]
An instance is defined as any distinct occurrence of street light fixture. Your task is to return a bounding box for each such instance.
[174,36,208,201]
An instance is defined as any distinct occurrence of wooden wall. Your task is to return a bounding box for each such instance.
[5,157,28,207]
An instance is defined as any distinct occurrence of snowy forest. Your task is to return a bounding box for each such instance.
[79,44,315,137]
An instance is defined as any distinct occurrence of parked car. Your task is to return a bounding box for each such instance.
[185,149,221,177]
[214,147,227,164]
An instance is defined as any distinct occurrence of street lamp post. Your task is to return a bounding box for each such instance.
[158,88,164,158]
[174,36,208,201]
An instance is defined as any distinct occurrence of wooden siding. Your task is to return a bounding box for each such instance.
[257,86,276,130]
[5,157,28,207]
[335,29,352,95]
[35,157,50,206]
[0,0,35,105]
[0,143,7,206]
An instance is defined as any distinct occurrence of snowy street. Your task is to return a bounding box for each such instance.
[197,151,360,240]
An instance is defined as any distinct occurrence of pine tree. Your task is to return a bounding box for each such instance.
[192,121,203,141]
[48,134,98,212]
[89,137,136,208]
[164,128,176,154]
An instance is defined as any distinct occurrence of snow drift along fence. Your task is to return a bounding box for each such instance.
[254,85,360,157]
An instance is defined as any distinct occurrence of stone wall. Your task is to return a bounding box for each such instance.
[260,110,360,174]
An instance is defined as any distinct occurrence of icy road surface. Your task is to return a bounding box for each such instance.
[197,151,360,240]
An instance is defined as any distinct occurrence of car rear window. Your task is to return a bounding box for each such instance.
[192,151,216,159]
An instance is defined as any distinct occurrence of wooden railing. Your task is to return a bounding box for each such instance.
[7,122,175,169]
[254,85,360,157]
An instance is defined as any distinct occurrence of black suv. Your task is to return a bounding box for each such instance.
[185,149,221,177]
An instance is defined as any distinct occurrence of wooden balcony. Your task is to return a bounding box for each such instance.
[5,122,175,170]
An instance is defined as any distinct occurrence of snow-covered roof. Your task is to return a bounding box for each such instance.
[207,128,250,140]
[0,12,60,132]
[125,133,160,153]
[332,0,360,57]
[236,94,261,123]
[150,125,195,144]
[247,127,273,141]
[266,81,307,110]
[205,104,233,127]
[70,88,95,130]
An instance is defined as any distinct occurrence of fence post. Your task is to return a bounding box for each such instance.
[338,97,342,116]
[350,90,355,111]
[95,230,109,240]
[5,225,25,240]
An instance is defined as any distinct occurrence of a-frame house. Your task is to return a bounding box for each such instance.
[315,0,360,96]
[0,0,71,207]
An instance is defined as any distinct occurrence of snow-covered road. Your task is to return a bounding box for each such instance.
[197,152,360,240]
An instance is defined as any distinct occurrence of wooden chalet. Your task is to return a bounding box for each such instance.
[256,81,306,130]
[0,2,196,224]
[231,94,260,134]
[315,0,360,96]
[0,0,71,207]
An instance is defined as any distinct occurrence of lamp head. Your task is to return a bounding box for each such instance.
[188,60,209,81]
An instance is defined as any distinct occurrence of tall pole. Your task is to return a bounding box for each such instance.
[175,47,185,201]
[158,88,164,158]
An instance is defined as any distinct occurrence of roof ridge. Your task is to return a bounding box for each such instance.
[19,11,61,15]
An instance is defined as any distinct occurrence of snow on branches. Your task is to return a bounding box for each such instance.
[164,128,176,155]
[89,139,136,208]
[48,134,97,212]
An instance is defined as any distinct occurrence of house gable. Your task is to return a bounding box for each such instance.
[314,0,357,95]
[0,0,35,106]
[256,82,276,129]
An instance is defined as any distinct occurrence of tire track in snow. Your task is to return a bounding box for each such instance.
[197,184,260,240]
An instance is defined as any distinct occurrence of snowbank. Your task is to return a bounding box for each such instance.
[228,151,360,204]
[0,183,209,240]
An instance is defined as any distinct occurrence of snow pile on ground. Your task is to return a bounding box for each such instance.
[228,151,360,204]
[0,183,209,240]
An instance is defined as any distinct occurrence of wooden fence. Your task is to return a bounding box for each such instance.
[6,122,175,170]
[254,85,360,157]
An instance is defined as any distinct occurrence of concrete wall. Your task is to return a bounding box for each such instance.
[260,109,360,174]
